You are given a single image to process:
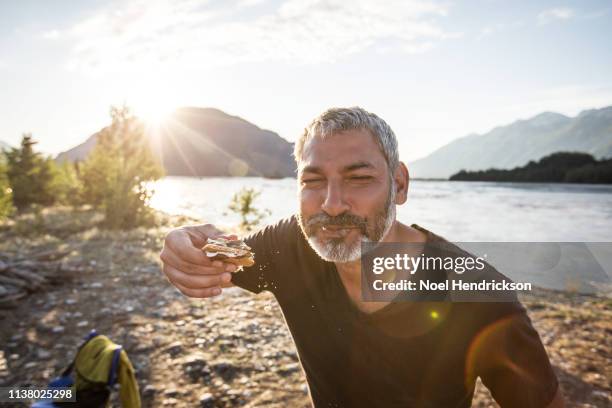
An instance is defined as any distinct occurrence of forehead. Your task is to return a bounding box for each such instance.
[299,128,387,172]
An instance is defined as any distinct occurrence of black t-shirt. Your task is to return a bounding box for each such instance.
[231,216,559,408]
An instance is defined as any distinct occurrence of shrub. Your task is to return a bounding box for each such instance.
[50,161,82,206]
[78,106,163,229]
[227,187,271,232]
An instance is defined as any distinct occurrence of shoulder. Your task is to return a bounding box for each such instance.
[411,223,448,243]
[242,215,310,270]
[412,224,519,302]
[244,215,300,245]
[411,223,476,263]
[233,216,302,294]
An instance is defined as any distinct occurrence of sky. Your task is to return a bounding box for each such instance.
[1,0,611,161]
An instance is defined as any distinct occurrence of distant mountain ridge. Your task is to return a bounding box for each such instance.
[57,107,296,178]
[409,106,612,179]
[450,152,612,184]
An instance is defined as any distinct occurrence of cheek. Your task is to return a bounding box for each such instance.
[345,184,389,212]
[298,189,322,214]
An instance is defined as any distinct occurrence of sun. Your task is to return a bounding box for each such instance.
[134,100,176,128]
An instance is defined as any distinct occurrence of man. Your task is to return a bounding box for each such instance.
[160,107,564,407]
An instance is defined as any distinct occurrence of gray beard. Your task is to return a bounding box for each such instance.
[298,182,396,263]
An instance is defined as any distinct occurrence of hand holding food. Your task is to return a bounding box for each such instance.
[202,237,255,270]
[160,224,238,298]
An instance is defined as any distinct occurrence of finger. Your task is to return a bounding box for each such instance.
[210,260,238,273]
[164,229,212,265]
[161,245,220,275]
[162,246,237,275]
[174,281,222,298]
[184,224,226,247]
[220,234,239,240]
[164,264,232,289]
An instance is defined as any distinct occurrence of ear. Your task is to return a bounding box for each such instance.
[393,162,409,205]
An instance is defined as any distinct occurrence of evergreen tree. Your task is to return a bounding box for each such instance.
[4,134,56,210]
[79,106,163,229]
[0,155,14,219]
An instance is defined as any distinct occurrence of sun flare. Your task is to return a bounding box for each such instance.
[134,100,176,128]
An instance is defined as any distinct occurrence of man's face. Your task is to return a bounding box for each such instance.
[297,128,396,263]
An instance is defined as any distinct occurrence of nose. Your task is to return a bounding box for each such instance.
[321,179,350,217]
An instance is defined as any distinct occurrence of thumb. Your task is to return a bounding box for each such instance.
[183,224,224,247]
[217,234,238,240]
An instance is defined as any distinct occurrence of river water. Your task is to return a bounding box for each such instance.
[149,177,612,242]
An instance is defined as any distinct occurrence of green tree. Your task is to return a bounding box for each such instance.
[50,161,82,206]
[79,105,163,229]
[227,187,271,231]
[4,134,56,210]
[0,155,14,219]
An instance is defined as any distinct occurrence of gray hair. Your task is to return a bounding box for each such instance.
[294,107,399,172]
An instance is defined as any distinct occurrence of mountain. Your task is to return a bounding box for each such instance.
[57,107,296,178]
[56,135,97,163]
[409,107,612,179]
[0,141,10,151]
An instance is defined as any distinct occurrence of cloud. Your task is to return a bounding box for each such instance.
[41,29,61,40]
[236,0,267,8]
[63,0,457,73]
[537,7,574,25]
[477,20,524,39]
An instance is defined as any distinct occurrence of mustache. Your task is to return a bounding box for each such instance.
[305,213,368,235]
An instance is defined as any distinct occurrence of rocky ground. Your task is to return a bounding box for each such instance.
[0,208,610,407]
